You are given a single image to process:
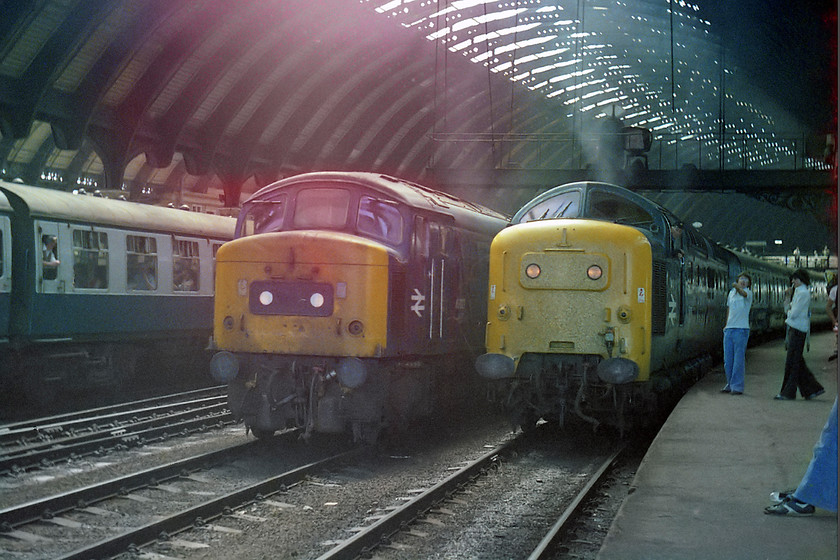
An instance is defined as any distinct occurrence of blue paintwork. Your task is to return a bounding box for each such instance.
[0,293,9,339]
[29,294,214,339]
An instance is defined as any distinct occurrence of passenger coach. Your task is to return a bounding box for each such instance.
[0,180,235,406]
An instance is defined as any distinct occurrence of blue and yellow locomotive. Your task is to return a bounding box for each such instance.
[210,172,508,441]
[475,181,829,433]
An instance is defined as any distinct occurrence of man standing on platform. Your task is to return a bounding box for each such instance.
[721,272,753,395]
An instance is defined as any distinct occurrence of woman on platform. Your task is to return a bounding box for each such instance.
[775,269,824,401]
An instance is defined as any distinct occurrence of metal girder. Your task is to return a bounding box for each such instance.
[0,1,109,139]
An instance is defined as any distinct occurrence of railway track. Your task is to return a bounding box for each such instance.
[0,427,357,560]
[0,386,233,475]
[526,445,627,559]
[313,431,631,560]
[315,437,520,560]
[0,408,645,560]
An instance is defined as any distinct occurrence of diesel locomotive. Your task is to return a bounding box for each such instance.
[475,181,829,433]
[209,172,508,442]
[0,180,235,409]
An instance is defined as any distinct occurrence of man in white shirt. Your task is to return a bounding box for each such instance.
[721,272,753,395]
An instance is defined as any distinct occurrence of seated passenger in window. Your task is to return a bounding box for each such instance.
[173,261,199,291]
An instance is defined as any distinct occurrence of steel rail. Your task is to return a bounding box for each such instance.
[0,439,259,530]
[0,386,226,434]
[526,444,627,560]
[0,390,228,448]
[54,446,364,560]
[0,403,233,474]
[314,437,520,560]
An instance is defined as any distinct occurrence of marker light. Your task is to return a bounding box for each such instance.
[525,263,541,279]
[587,265,603,280]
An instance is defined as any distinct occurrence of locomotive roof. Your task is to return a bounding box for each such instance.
[514,180,720,250]
[0,180,235,239]
[247,171,509,233]
[513,181,673,224]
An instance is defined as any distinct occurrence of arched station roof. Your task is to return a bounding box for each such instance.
[0,0,835,252]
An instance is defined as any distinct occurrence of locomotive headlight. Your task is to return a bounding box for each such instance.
[587,265,603,280]
[310,292,325,308]
[259,291,274,306]
[525,263,541,279]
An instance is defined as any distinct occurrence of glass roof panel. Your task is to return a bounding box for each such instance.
[365,0,831,169]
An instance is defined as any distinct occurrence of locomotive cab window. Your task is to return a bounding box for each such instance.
[73,229,108,289]
[517,190,581,223]
[412,215,429,258]
[357,196,404,245]
[126,235,157,291]
[293,188,350,229]
[173,239,200,292]
[587,190,655,231]
[240,194,287,236]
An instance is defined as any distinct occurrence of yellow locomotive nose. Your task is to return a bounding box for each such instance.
[213,230,390,357]
[480,219,652,382]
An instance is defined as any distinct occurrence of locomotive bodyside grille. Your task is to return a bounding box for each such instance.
[651,260,667,335]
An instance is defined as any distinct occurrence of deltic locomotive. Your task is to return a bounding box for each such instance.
[476,181,829,433]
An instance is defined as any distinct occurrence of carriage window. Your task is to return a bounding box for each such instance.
[126,235,157,291]
[241,195,287,236]
[73,229,108,289]
[293,188,350,228]
[0,230,3,276]
[173,239,200,292]
[357,196,403,245]
[41,234,60,280]
[516,190,581,223]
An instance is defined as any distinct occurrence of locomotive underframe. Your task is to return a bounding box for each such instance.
[495,350,714,434]
[494,352,659,434]
[227,353,442,443]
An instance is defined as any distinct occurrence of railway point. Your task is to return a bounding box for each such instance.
[597,330,838,560]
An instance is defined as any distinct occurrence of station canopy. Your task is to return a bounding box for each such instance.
[0,0,835,253]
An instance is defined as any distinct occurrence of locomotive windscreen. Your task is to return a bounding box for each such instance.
[517,190,581,223]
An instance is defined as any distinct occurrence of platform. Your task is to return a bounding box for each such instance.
[597,330,839,560]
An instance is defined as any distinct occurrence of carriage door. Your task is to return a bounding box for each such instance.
[0,214,11,337]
